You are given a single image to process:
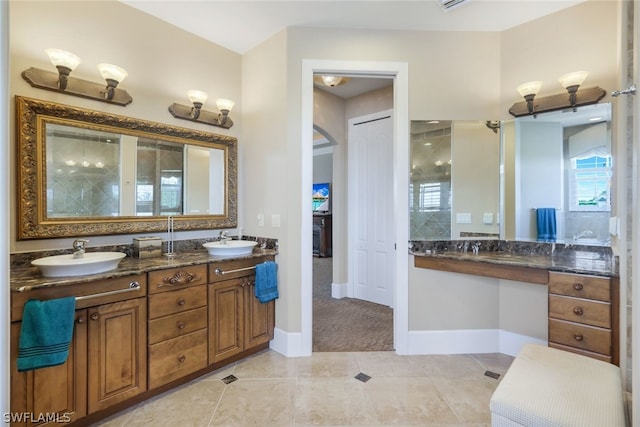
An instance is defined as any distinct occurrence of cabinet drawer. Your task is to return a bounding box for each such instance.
[148,307,208,345]
[148,329,208,389]
[148,265,207,294]
[549,342,612,363]
[549,318,611,356]
[148,285,207,319]
[548,295,611,328]
[548,272,611,302]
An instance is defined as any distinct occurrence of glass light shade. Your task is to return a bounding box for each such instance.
[321,75,343,87]
[45,48,81,71]
[187,90,208,105]
[558,71,589,89]
[216,98,235,112]
[97,63,128,83]
[516,81,543,97]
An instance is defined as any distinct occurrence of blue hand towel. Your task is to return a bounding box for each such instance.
[255,261,279,303]
[536,208,557,242]
[18,297,76,372]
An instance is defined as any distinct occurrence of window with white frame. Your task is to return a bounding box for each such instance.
[568,154,611,211]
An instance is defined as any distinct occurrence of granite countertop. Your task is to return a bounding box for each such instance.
[10,249,278,293]
[410,240,617,277]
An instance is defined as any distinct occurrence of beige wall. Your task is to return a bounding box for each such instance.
[9,0,242,254]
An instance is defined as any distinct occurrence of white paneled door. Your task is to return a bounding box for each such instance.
[348,110,394,307]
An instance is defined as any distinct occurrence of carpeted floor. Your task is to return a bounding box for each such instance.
[312,257,394,352]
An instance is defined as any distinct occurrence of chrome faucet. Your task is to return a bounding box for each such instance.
[72,239,89,258]
[219,231,229,244]
[573,230,594,241]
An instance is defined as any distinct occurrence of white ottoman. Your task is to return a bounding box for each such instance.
[489,344,627,427]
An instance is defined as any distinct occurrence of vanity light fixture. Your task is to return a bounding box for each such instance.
[168,91,235,129]
[509,73,605,117]
[22,49,132,106]
[516,81,542,115]
[558,71,589,110]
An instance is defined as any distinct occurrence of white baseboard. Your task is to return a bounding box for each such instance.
[269,327,309,357]
[407,329,546,355]
[331,282,348,299]
[499,330,547,357]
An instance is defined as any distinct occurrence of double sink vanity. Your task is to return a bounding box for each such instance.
[411,240,619,365]
[9,244,276,426]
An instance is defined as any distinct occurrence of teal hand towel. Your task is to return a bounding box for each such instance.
[18,297,76,372]
[255,261,279,303]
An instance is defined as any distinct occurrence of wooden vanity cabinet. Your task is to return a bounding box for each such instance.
[208,257,275,364]
[10,311,87,426]
[147,265,208,389]
[548,271,618,364]
[10,274,147,426]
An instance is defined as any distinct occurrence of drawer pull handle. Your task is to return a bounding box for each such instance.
[158,270,198,288]
[573,307,584,316]
[178,355,186,363]
[90,312,100,321]
[177,321,186,329]
[574,333,584,341]
[573,283,584,291]
[177,298,186,306]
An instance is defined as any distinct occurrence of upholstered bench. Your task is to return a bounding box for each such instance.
[489,344,627,427]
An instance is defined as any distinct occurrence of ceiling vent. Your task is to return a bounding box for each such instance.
[438,0,469,11]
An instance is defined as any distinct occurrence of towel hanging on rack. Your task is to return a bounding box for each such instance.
[536,208,557,242]
[18,296,76,371]
[255,261,279,303]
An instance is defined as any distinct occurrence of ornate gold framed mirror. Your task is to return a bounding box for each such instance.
[16,96,237,240]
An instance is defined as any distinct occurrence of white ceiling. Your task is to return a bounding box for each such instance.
[119,0,588,98]
[120,0,587,54]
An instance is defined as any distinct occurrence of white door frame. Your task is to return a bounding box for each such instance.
[301,59,409,355]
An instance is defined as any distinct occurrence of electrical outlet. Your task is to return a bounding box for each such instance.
[257,213,264,226]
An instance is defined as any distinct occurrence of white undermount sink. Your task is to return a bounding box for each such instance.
[203,240,257,257]
[31,252,127,277]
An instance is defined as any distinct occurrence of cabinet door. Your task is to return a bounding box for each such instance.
[244,277,275,349]
[10,310,88,427]
[208,279,243,363]
[87,298,147,414]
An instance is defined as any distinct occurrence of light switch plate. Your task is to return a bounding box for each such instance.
[483,213,493,225]
[456,213,472,224]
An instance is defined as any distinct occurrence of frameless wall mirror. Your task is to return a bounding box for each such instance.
[16,96,237,239]
[410,120,500,240]
[501,103,612,246]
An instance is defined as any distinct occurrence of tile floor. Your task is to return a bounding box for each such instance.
[96,350,514,426]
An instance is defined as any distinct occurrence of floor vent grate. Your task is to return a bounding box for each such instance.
[484,370,501,380]
[354,372,372,383]
[221,374,238,384]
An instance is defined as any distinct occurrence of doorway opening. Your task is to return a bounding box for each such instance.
[301,60,410,356]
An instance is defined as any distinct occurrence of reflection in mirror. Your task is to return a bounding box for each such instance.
[410,120,500,240]
[501,103,612,245]
[17,96,237,239]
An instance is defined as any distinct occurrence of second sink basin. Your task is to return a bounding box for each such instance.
[203,240,257,257]
[31,252,127,277]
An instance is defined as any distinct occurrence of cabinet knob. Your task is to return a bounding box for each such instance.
[177,298,186,306]
[178,355,186,363]
[573,307,584,316]
[77,316,87,324]
[574,333,584,341]
[573,283,584,291]
[177,321,186,329]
